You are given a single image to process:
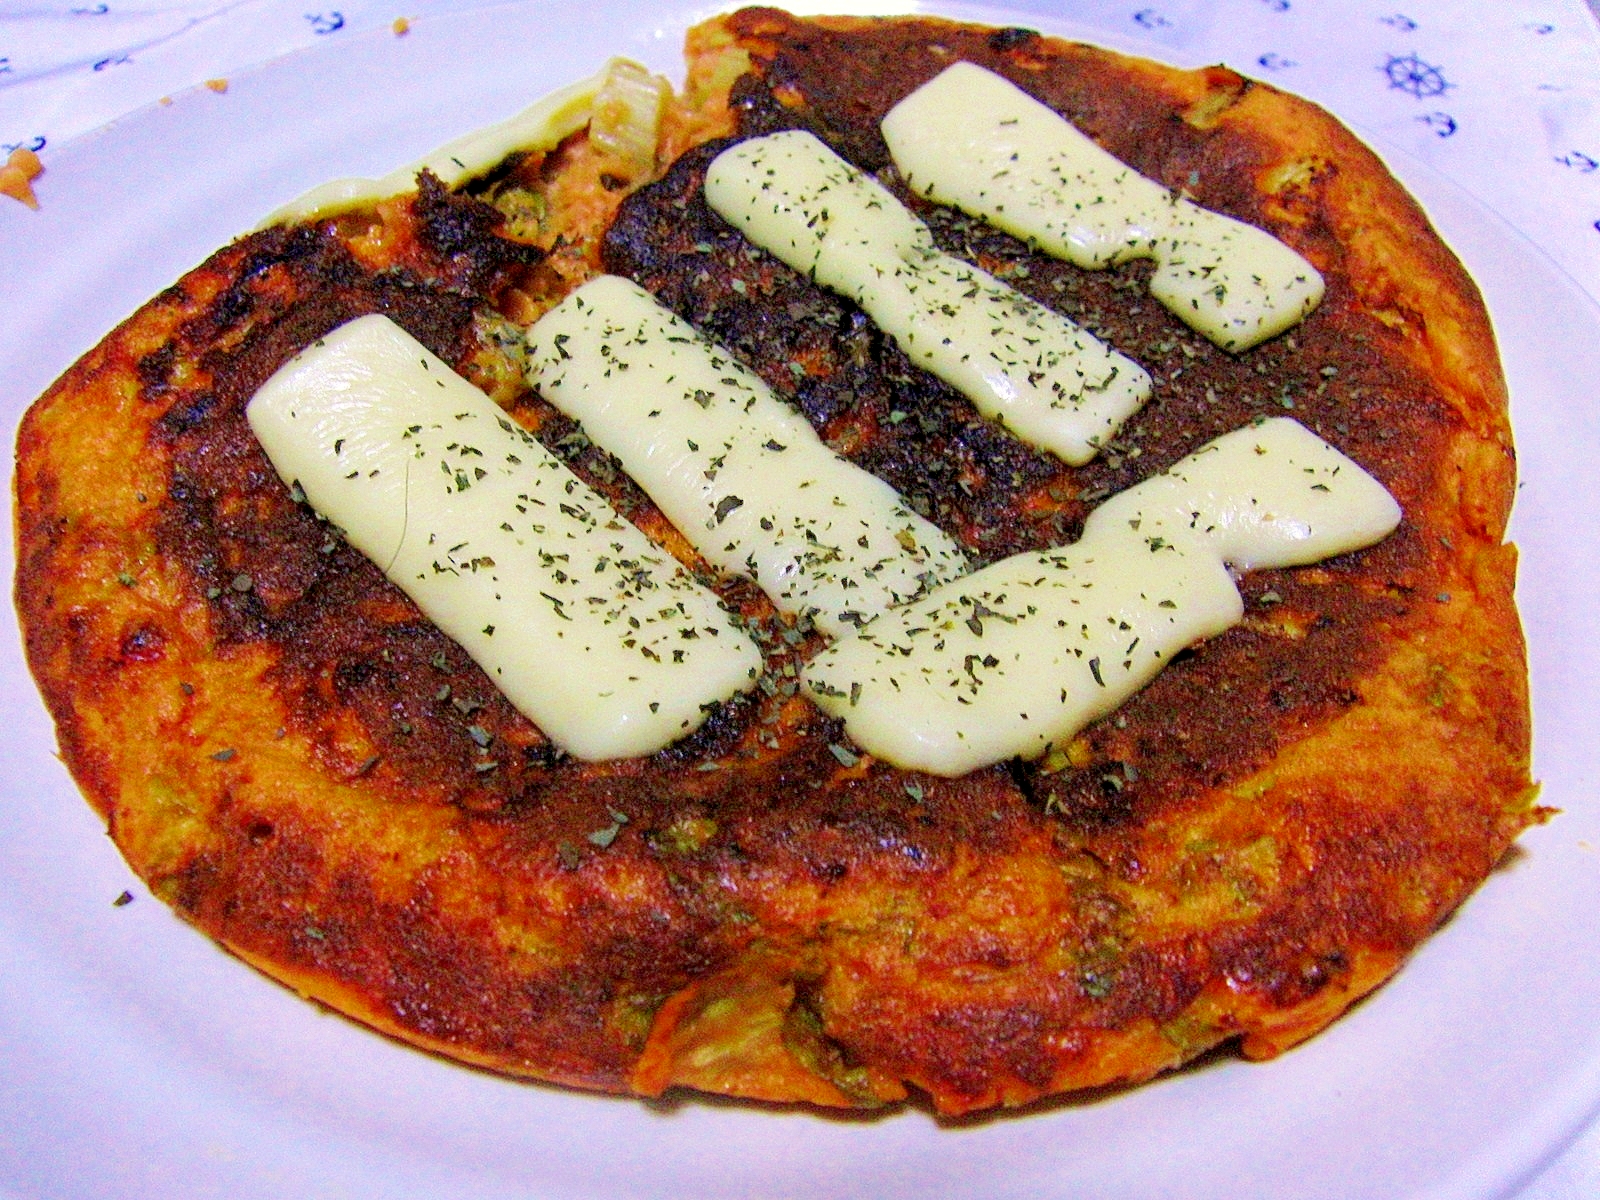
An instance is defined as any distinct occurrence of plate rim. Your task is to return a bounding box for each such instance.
[3,5,1597,1199]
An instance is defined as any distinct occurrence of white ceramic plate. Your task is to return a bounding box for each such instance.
[3,5,1598,1198]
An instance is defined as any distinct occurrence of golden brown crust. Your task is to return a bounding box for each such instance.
[13,9,1535,1115]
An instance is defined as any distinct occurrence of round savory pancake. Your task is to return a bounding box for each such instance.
[12,7,1536,1114]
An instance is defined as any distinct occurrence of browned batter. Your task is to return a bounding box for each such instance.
[13,9,1535,1113]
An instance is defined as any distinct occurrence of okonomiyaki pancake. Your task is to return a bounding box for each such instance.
[12,8,1536,1114]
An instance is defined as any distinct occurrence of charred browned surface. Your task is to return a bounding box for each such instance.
[607,8,1518,834]
[14,9,1534,1114]
[606,134,1437,829]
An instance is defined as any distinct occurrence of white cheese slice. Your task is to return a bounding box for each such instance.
[703,130,1152,466]
[246,314,761,761]
[260,60,619,227]
[881,62,1325,352]
[525,275,970,637]
[804,536,1242,777]
[803,417,1399,776]
[1083,416,1404,570]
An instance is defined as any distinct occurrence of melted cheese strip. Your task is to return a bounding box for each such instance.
[882,62,1325,352]
[703,130,1152,466]
[526,275,970,637]
[1083,415,1403,570]
[261,60,622,226]
[247,314,761,761]
[804,418,1399,776]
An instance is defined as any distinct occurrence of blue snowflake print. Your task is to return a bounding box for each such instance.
[1257,52,1297,71]
[1380,14,1418,33]
[1383,53,1450,99]
[1556,152,1598,174]
[1132,9,1172,30]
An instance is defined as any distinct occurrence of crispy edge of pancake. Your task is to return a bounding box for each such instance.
[639,10,1536,1107]
[11,10,1538,1114]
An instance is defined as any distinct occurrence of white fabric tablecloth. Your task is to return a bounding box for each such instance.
[3,2,1599,1196]
[5,0,1599,304]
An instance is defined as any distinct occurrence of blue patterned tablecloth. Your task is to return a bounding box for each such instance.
[5,0,1599,302]
[3,2,1599,1196]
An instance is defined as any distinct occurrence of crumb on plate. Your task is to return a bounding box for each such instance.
[1,147,42,210]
